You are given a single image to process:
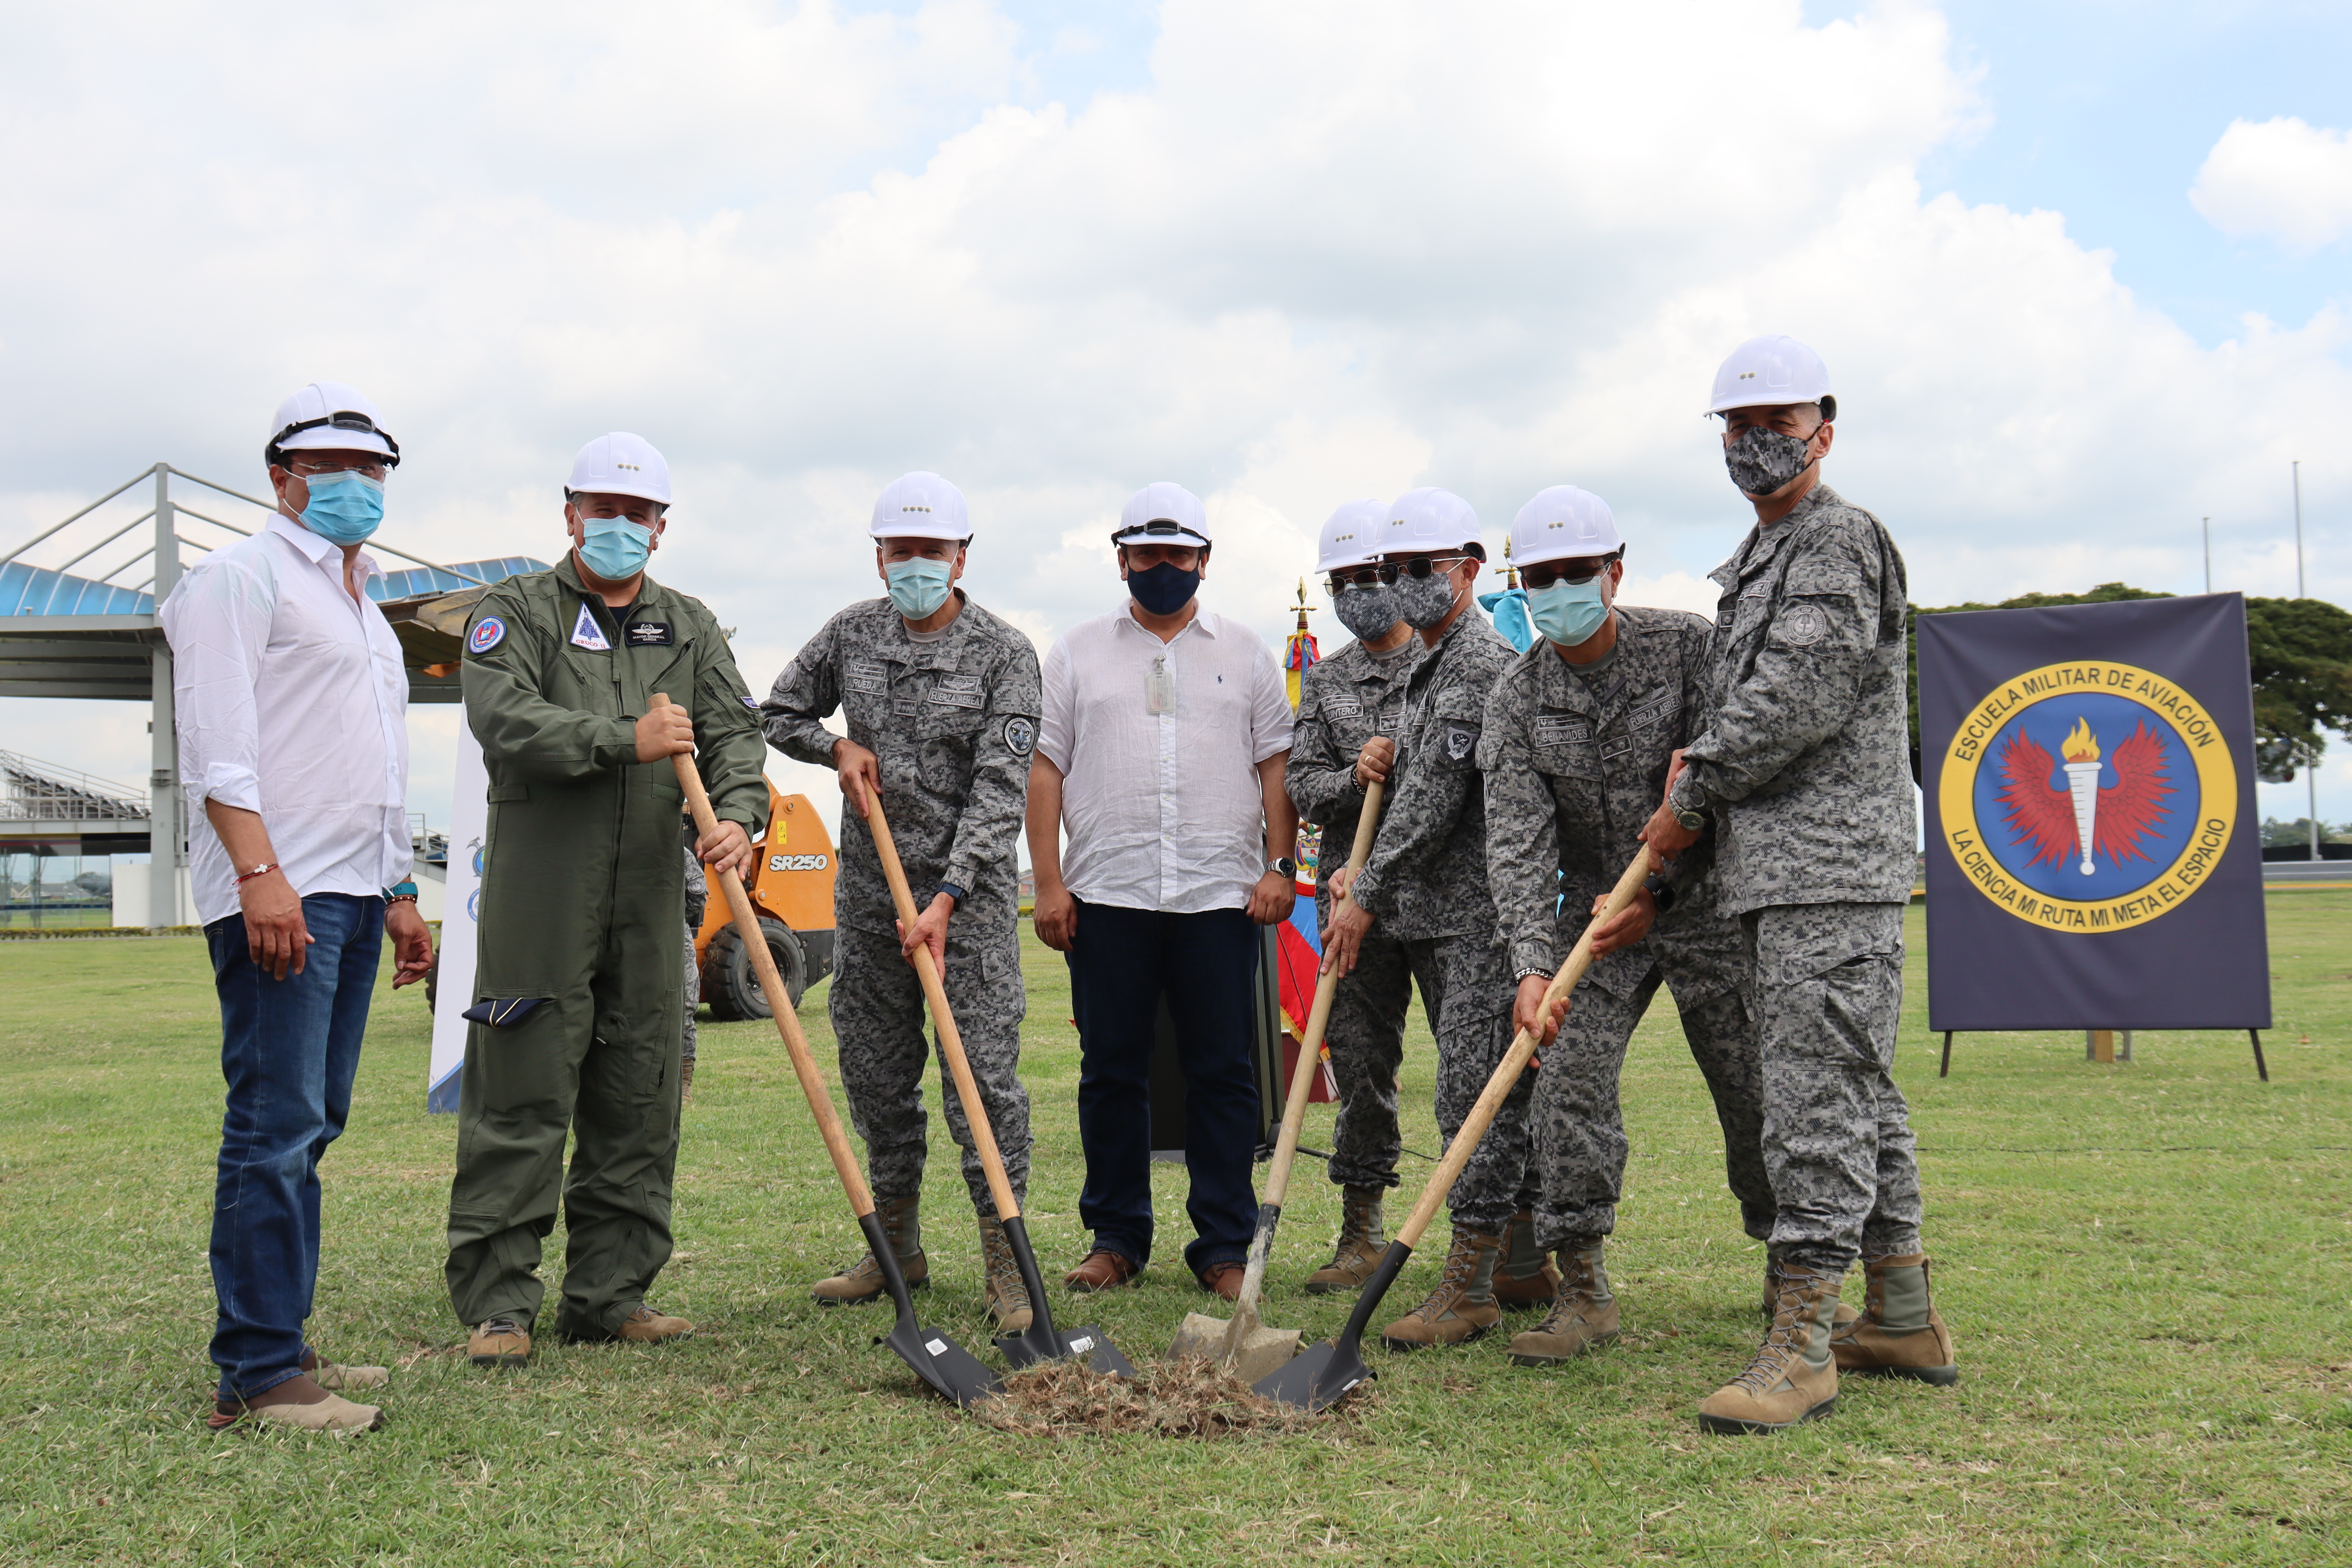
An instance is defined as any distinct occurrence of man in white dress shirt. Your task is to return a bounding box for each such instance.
[162,381,434,1434]
[1027,482,1298,1297]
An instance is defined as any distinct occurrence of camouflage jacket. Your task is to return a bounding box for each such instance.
[1286,634,1421,912]
[1347,610,1515,942]
[1479,605,1740,1004]
[762,592,1042,935]
[1677,483,1916,915]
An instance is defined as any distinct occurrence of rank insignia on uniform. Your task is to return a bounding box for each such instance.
[1446,722,1478,760]
[468,615,506,655]
[460,996,546,1027]
[625,621,674,646]
[1003,716,1036,757]
[740,695,759,711]
[570,602,612,652]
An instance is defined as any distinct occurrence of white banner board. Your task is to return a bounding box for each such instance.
[427,720,488,1112]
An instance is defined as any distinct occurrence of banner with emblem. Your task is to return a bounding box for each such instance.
[1918,593,2270,1031]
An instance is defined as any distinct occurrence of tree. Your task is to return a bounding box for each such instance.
[1904,584,2352,784]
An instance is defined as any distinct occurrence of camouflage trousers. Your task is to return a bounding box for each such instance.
[1323,927,1413,1192]
[1742,902,1923,1274]
[1531,970,1772,1250]
[829,919,1031,1215]
[680,924,700,1065]
[681,848,706,1065]
[1408,931,1534,1234]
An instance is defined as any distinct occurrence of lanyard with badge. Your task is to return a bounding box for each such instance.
[1145,654,1175,715]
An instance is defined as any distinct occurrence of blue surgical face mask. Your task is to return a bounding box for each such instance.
[294,471,383,545]
[577,513,654,583]
[885,556,955,620]
[1128,559,1202,616]
[1526,575,1611,648]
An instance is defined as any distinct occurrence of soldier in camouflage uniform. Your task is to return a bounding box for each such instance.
[760,473,1040,1334]
[1646,338,1958,1434]
[1321,489,1531,1349]
[1476,486,1772,1368]
[1284,499,1421,1295]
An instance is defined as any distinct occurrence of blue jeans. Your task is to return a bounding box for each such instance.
[205,893,382,1400]
[1065,900,1260,1278]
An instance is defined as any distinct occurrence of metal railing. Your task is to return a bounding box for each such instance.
[0,750,149,822]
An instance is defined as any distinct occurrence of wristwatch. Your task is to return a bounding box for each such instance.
[1671,772,1708,833]
[1267,857,1297,878]
[934,881,967,905]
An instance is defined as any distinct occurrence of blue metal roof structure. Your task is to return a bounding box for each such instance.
[2,553,546,619]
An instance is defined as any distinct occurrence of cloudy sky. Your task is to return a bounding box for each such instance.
[3,0,2347,841]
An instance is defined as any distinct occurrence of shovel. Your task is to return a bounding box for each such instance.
[1167,780,1385,1384]
[657,695,997,1408]
[861,791,1136,1379]
[1253,845,1653,1413]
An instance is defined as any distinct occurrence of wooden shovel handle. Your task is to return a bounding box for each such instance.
[1259,780,1384,1214]
[861,792,1025,1227]
[655,694,875,1217]
[1394,846,1653,1250]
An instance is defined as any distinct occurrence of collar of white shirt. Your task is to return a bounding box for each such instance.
[1113,600,1220,639]
[267,510,385,584]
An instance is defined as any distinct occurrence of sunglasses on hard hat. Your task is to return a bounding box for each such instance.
[287,455,391,481]
[1375,554,1467,585]
[1519,554,1619,591]
[269,410,402,467]
[1325,566,1383,596]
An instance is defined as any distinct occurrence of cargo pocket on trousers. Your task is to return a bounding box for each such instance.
[1764,919,1902,1071]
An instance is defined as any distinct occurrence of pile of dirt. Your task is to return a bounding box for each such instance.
[970,1357,1358,1439]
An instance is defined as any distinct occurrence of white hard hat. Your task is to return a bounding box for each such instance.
[267,381,397,466]
[1111,481,1210,549]
[1510,486,1622,566]
[568,432,672,506]
[870,471,971,540]
[1381,488,1481,555]
[1315,498,1387,573]
[1704,334,1833,417]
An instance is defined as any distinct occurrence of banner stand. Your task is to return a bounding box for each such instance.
[1938,1028,2267,1081]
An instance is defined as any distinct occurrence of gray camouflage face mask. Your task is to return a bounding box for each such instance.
[1333,582,1402,641]
[1394,568,1462,629]
[1724,425,1817,497]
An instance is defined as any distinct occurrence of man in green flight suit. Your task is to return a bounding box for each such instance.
[445,432,769,1368]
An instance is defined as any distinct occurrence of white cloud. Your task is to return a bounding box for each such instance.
[2191,116,2352,251]
[2,0,2348,839]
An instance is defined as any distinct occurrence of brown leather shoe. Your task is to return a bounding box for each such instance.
[1196,1262,1245,1300]
[1062,1249,1141,1292]
[301,1348,390,1390]
[468,1316,532,1368]
[616,1305,695,1344]
[207,1374,384,1435]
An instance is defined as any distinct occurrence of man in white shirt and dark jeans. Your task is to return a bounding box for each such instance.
[1027,482,1298,1297]
[162,382,434,1434]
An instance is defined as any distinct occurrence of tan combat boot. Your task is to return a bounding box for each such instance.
[978,1214,1034,1334]
[1378,1229,1502,1350]
[1507,1241,1619,1365]
[1492,1209,1561,1310]
[1303,1185,1388,1295]
[811,1193,929,1305]
[617,1304,694,1343]
[1831,1252,1959,1385]
[468,1316,532,1369]
[1699,1264,1841,1434]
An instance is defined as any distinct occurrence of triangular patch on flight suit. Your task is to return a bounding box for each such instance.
[571,601,612,651]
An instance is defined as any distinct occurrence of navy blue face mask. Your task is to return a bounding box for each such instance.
[1128,560,1201,616]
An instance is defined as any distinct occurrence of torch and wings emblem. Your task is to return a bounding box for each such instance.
[1996,716,2174,876]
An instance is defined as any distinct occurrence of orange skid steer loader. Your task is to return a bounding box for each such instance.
[697,782,838,1019]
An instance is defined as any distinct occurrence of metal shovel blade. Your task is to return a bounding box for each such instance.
[859,1212,998,1407]
[1251,1241,1410,1414]
[988,1216,1136,1376]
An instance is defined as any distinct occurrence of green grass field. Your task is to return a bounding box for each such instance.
[2,892,2347,1566]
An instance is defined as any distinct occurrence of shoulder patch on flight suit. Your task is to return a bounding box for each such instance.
[570,602,611,651]
[468,615,506,654]
[1002,715,1036,756]
[624,621,673,646]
